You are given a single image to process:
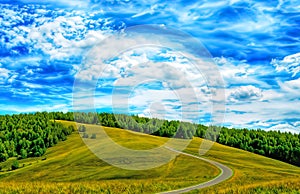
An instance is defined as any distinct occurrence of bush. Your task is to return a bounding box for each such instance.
[11,160,19,170]
[82,133,89,138]
[79,125,86,132]
[68,125,75,132]
[0,153,8,162]
[91,134,96,139]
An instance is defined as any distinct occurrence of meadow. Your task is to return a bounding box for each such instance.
[0,121,299,193]
[186,138,300,193]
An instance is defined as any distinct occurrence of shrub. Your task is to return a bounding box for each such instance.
[82,133,89,138]
[79,125,86,132]
[91,134,96,139]
[11,160,19,170]
[68,125,75,132]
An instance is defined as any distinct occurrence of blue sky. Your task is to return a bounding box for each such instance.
[0,0,300,133]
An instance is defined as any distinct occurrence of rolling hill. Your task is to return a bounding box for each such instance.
[0,121,299,193]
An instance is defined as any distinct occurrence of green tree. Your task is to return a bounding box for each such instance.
[20,148,27,159]
[11,160,19,170]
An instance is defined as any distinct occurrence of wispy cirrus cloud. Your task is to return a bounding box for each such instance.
[271,52,300,77]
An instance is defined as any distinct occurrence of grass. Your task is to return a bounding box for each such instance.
[0,120,300,193]
[0,180,204,194]
[185,138,300,193]
[0,121,218,193]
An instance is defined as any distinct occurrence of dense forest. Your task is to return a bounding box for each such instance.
[217,128,300,166]
[0,112,74,162]
[0,111,299,167]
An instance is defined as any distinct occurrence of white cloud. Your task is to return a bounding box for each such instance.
[22,82,44,89]
[223,97,300,132]
[0,103,71,114]
[74,40,218,122]
[278,77,300,94]
[7,74,18,84]
[228,85,263,102]
[1,2,299,134]
[0,68,10,78]
[214,57,271,88]
[0,5,111,60]
[132,4,159,18]
[293,121,300,127]
[129,88,181,118]
[275,77,300,102]
[115,62,196,89]
[260,89,283,101]
[20,0,89,7]
[28,15,108,59]
[271,52,300,77]
[0,68,10,84]
[77,43,210,88]
[268,123,299,134]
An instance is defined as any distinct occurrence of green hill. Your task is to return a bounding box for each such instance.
[0,121,299,193]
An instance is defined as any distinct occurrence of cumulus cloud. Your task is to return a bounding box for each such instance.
[0,4,115,59]
[228,85,263,102]
[28,15,108,60]
[115,62,195,89]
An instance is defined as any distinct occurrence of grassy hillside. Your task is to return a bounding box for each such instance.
[0,121,300,193]
[0,121,219,193]
[186,138,300,193]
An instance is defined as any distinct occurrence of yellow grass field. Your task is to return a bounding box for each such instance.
[0,121,299,193]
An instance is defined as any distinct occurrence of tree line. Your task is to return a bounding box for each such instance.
[217,127,300,166]
[0,111,299,167]
[52,112,300,167]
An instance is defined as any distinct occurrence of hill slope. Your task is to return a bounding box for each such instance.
[0,121,300,193]
[0,121,219,193]
[186,138,300,193]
